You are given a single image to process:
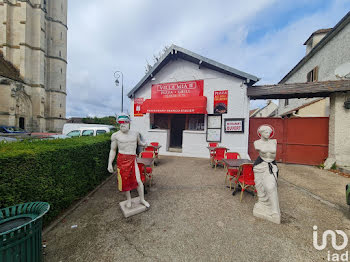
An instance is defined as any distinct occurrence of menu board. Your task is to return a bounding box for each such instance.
[206,129,221,142]
[207,115,222,128]
[207,114,222,142]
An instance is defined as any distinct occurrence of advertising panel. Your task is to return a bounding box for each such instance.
[214,90,228,114]
[151,80,204,99]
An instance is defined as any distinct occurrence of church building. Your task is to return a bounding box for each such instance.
[0,0,67,132]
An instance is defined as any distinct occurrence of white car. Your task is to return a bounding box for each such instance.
[66,126,117,137]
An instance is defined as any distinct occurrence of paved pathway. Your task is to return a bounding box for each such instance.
[43,156,350,262]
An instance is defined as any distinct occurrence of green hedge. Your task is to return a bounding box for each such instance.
[0,134,113,224]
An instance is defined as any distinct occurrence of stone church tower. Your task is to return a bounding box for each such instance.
[0,0,67,132]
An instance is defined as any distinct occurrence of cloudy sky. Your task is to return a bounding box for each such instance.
[66,0,350,117]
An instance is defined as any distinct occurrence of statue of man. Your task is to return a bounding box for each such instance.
[107,114,150,209]
[253,125,281,224]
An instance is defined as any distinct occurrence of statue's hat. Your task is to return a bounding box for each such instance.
[117,113,130,123]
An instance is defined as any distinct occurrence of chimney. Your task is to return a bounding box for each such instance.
[303,28,332,55]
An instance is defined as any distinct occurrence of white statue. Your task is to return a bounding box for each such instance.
[253,125,281,224]
[107,114,150,213]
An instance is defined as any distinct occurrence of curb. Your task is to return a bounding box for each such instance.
[43,174,115,236]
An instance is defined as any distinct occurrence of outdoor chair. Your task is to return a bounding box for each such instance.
[208,142,219,165]
[237,163,256,202]
[150,142,159,158]
[145,145,155,152]
[224,152,241,190]
[139,151,155,187]
[213,147,227,169]
[137,163,147,183]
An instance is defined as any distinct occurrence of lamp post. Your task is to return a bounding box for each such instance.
[114,71,124,112]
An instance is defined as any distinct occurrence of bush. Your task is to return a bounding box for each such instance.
[0,134,113,224]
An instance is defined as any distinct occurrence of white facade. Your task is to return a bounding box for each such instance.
[129,59,251,159]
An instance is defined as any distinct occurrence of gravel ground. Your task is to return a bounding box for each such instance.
[43,156,350,262]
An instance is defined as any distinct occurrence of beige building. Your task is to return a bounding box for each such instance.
[0,0,67,132]
[277,12,350,169]
[250,100,278,118]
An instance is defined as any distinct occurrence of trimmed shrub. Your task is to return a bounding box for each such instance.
[0,134,113,224]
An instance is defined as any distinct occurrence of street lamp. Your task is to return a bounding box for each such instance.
[114,71,124,112]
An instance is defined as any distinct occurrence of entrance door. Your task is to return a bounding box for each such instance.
[170,115,186,148]
[19,117,25,130]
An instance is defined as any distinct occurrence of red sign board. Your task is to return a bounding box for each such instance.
[151,80,204,99]
[134,98,144,117]
[214,90,228,114]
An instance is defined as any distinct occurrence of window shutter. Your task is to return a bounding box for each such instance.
[314,66,319,81]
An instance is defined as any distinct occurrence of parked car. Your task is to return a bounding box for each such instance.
[66,126,116,137]
[49,134,71,139]
[0,126,28,134]
[62,123,116,136]
[0,136,18,143]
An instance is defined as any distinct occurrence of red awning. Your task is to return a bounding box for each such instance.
[141,96,207,114]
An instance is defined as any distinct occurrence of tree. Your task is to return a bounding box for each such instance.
[82,116,116,126]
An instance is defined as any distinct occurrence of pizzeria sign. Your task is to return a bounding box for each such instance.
[151,80,204,99]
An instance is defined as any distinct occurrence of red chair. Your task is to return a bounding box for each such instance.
[150,142,159,158]
[208,143,219,166]
[137,163,146,183]
[237,163,256,202]
[145,146,155,152]
[224,152,241,190]
[139,151,155,187]
[213,147,227,169]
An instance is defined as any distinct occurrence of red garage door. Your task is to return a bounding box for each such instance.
[248,117,329,165]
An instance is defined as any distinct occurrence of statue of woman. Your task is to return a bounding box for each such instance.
[253,125,281,224]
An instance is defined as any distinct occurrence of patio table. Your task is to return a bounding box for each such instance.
[222,159,252,168]
[136,157,154,167]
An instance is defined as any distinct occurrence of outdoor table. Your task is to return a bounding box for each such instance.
[222,159,252,168]
[136,157,154,167]
[222,159,253,195]
[149,145,162,150]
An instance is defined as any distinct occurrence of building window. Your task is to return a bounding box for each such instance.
[60,114,62,118]
[151,114,170,129]
[59,51,61,57]
[61,68,63,74]
[187,114,204,130]
[60,104,62,108]
[60,85,62,90]
[61,32,63,40]
[284,99,289,107]
[307,66,319,82]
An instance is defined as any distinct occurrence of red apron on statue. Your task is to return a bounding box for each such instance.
[116,153,145,192]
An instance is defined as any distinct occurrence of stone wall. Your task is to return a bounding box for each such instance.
[0,0,67,132]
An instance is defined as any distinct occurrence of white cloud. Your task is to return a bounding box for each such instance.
[66,0,350,116]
